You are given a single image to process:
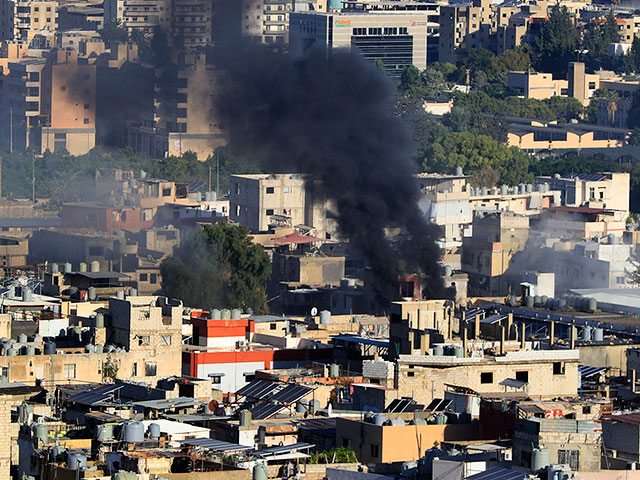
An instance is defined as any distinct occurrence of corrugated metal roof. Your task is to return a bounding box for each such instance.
[331,336,389,348]
[607,413,640,425]
[580,365,608,380]
[500,378,527,389]
[132,397,197,410]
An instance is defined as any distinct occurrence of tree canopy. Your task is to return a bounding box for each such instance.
[532,4,579,77]
[160,223,271,311]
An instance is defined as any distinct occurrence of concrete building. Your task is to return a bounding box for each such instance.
[602,413,640,464]
[461,211,529,296]
[438,0,491,64]
[336,416,479,464]
[0,48,96,155]
[535,172,630,218]
[289,9,431,76]
[229,174,337,239]
[513,416,602,472]
[507,71,568,100]
[0,0,58,43]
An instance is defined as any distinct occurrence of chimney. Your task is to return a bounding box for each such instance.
[549,321,555,346]
[520,322,526,349]
[500,325,506,355]
[570,325,576,350]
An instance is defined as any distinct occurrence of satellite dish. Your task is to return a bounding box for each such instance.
[310,307,318,317]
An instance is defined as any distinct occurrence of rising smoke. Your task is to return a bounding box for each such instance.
[211,4,452,304]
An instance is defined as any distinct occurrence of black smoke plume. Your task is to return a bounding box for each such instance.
[212,9,451,305]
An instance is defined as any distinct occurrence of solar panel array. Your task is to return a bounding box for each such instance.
[235,380,280,400]
[384,398,424,413]
[426,398,452,412]
[255,442,315,457]
[270,384,312,405]
[580,365,608,380]
[249,403,286,420]
[67,384,122,406]
[181,438,253,452]
[467,467,526,480]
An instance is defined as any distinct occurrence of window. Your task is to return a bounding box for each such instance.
[64,364,76,379]
[163,188,171,196]
[588,82,596,90]
[589,187,595,199]
[160,335,172,346]
[211,375,221,384]
[553,362,565,375]
[270,323,277,330]
[150,274,157,284]
[370,444,379,458]
[582,406,591,414]
[407,371,415,377]
[283,186,292,193]
[236,205,241,216]
[140,273,148,282]
[266,187,275,194]
[515,371,529,383]
[138,335,150,346]
[84,103,90,109]
[266,209,274,216]
[145,362,157,376]
[235,183,240,195]
[132,363,138,376]
[481,372,493,384]
[616,276,626,285]
[558,450,579,470]
[83,118,90,124]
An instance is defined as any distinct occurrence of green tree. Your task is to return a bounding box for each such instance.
[583,11,621,71]
[99,19,129,46]
[585,88,618,124]
[533,4,579,77]
[161,223,271,311]
[489,49,532,85]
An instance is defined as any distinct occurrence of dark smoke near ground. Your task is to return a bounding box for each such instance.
[211,9,452,304]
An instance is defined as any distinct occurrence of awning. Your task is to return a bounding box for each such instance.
[500,378,527,389]
[274,230,330,244]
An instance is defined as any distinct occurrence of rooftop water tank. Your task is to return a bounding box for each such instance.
[239,410,252,427]
[453,345,464,358]
[532,448,551,472]
[481,187,488,196]
[329,363,340,378]
[500,185,508,195]
[116,290,125,300]
[148,423,161,439]
[51,263,59,274]
[221,309,231,320]
[389,417,405,426]
[44,341,56,355]
[588,298,598,312]
[22,288,32,303]
[319,310,331,324]
[373,414,386,426]
[411,418,427,425]
[84,345,95,353]
[96,424,114,442]
[540,295,548,306]
[526,184,533,193]
[433,345,444,356]
[231,309,242,320]
[67,452,87,470]
[49,445,65,463]
[582,325,593,341]
[296,399,308,414]
[6,347,17,356]
[129,288,138,297]
[34,423,48,442]
[64,262,72,273]
[534,295,541,307]
[94,344,104,353]
[95,313,104,328]
[18,402,33,424]
[79,262,87,273]
[90,261,100,273]
[211,309,221,320]
[253,463,268,480]
[435,413,447,424]
[123,422,144,443]
[22,345,35,355]
[88,287,97,301]
[18,334,27,343]
[310,399,320,414]
[455,166,463,176]
[594,327,604,342]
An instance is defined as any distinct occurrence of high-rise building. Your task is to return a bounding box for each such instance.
[0,0,58,43]
[290,9,431,76]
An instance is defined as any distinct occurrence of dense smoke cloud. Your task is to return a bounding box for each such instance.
[212,6,451,304]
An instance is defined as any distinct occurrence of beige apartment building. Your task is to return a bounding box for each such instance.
[439,0,491,64]
[290,10,430,75]
[242,0,327,45]
[507,71,568,99]
[229,174,338,239]
[535,172,630,217]
[0,0,57,43]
